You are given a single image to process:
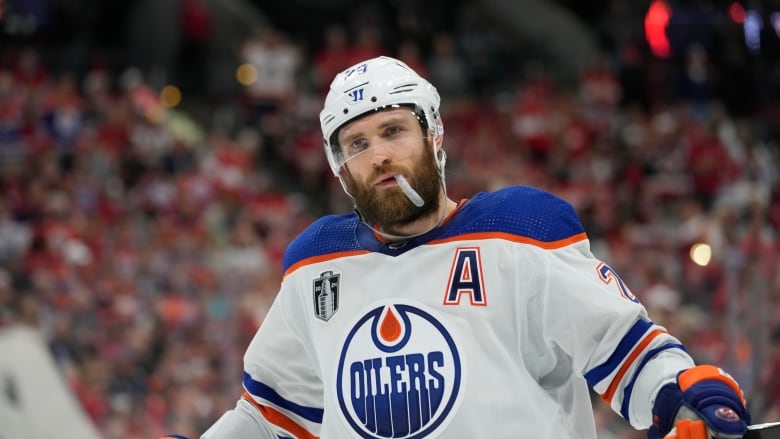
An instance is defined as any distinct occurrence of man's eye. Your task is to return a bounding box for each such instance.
[350,138,369,151]
[386,126,402,136]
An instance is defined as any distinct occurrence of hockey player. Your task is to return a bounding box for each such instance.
[198,56,750,438]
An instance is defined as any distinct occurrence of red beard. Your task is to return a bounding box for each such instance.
[348,142,441,230]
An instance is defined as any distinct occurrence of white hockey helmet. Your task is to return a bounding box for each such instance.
[319,56,444,177]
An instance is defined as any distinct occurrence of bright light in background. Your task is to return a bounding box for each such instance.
[160,85,181,108]
[690,243,713,267]
[744,10,762,53]
[645,0,672,58]
[772,12,780,38]
[729,2,746,24]
[236,63,257,86]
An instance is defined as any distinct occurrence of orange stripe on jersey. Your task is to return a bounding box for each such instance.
[430,231,588,249]
[282,223,584,278]
[283,250,369,278]
[242,391,319,439]
[601,329,667,404]
[678,365,746,406]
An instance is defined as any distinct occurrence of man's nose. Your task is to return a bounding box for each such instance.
[368,140,393,167]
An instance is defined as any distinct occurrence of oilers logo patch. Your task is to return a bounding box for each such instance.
[336,303,463,438]
[313,271,340,321]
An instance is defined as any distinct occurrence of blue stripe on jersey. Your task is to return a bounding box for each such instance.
[283,214,363,272]
[282,186,585,272]
[584,319,654,386]
[444,186,584,240]
[619,343,687,421]
[243,371,324,423]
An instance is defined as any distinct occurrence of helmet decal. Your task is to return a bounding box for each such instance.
[348,87,366,103]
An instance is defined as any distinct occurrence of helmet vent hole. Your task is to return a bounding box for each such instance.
[342,108,348,114]
[371,96,377,102]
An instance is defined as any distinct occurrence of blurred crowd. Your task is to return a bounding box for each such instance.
[1,2,779,438]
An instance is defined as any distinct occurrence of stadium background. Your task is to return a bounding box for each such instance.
[0,0,778,437]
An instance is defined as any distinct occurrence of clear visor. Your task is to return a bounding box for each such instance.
[333,134,433,201]
[327,105,430,174]
[333,134,430,172]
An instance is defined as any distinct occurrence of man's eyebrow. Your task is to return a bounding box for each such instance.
[376,116,409,128]
[338,129,364,145]
[339,115,411,143]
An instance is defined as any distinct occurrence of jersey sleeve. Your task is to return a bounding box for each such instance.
[539,238,694,429]
[201,398,278,438]
[202,280,325,439]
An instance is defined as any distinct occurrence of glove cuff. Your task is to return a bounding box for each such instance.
[649,382,684,439]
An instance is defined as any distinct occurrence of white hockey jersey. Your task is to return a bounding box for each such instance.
[204,186,695,438]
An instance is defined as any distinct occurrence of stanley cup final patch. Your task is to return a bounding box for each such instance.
[313,271,340,321]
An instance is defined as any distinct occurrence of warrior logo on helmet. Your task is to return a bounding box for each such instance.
[348,88,365,102]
